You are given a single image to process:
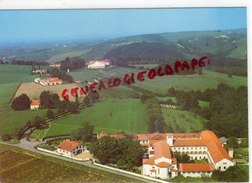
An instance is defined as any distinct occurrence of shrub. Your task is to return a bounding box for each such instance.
[1,133,12,141]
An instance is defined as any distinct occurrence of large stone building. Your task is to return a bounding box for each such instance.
[97,130,234,180]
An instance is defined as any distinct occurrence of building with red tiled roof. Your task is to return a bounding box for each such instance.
[57,140,88,157]
[98,130,234,180]
[30,100,40,109]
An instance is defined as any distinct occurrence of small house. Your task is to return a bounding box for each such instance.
[57,140,88,157]
[30,100,40,109]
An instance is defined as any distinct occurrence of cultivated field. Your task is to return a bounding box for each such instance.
[44,98,147,137]
[0,144,142,182]
[162,108,206,133]
[14,83,83,102]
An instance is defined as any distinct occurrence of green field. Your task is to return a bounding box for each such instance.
[0,65,47,84]
[129,64,159,68]
[133,69,247,94]
[0,144,142,182]
[162,108,207,133]
[45,98,147,137]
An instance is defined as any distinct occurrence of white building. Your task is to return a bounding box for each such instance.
[30,100,40,109]
[57,140,88,157]
[98,130,235,180]
[88,62,106,69]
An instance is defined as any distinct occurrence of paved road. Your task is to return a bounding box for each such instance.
[1,134,156,183]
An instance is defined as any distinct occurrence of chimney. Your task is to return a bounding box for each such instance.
[228,148,234,158]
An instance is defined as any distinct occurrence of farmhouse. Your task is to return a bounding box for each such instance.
[97,130,235,179]
[32,69,47,75]
[57,140,88,157]
[34,77,62,86]
[30,100,40,109]
[49,63,61,67]
[88,61,106,69]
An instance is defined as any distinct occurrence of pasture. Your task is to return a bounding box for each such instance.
[162,108,207,133]
[134,69,247,94]
[44,98,147,137]
[0,144,141,182]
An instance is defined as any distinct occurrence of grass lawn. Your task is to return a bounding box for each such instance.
[234,147,249,162]
[134,69,247,94]
[162,109,207,133]
[45,98,147,137]
[0,144,143,182]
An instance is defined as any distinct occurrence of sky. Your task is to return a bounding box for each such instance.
[0,8,247,43]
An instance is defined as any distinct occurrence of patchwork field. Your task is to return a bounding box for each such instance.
[44,98,147,137]
[0,144,142,182]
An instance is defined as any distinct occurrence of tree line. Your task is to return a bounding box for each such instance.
[167,83,248,138]
[60,57,86,72]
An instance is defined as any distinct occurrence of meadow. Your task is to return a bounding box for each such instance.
[0,144,142,182]
[134,69,247,94]
[162,108,207,133]
[44,98,147,137]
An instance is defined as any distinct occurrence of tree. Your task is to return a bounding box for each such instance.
[32,116,45,128]
[11,94,31,111]
[68,101,80,114]
[39,91,52,109]
[117,159,126,168]
[47,109,55,119]
[1,133,11,141]
[89,92,100,102]
[26,120,32,127]
[70,122,94,143]
[227,136,238,149]
[83,96,90,106]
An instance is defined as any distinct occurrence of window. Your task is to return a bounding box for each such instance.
[158,169,160,174]
[199,147,201,149]
[152,166,155,169]
[182,147,185,150]
[174,148,176,150]
[224,166,226,169]
[191,147,193,150]
[223,162,227,164]
[195,147,197,150]
[191,151,193,154]
[187,147,189,150]
[178,148,180,150]
[199,156,202,159]
[219,167,221,170]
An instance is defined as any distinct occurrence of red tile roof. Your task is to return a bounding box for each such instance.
[200,130,233,163]
[149,140,167,147]
[110,134,126,139]
[140,143,148,147]
[30,100,40,106]
[173,139,210,146]
[143,158,155,165]
[180,163,215,172]
[173,133,201,139]
[137,134,149,141]
[156,162,171,167]
[149,132,166,140]
[154,141,171,160]
[229,148,234,150]
[57,140,85,152]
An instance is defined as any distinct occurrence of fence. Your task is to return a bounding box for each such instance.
[37,147,61,155]
[93,162,168,183]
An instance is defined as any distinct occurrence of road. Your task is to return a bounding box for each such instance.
[1,133,156,183]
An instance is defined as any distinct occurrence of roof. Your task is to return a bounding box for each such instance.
[149,132,166,140]
[154,141,171,160]
[149,140,167,147]
[98,132,125,140]
[136,134,149,141]
[173,133,201,139]
[229,148,234,150]
[57,140,85,152]
[156,162,171,167]
[46,78,62,82]
[98,131,109,139]
[219,137,227,143]
[143,158,155,165]
[180,163,215,172]
[200,130,233,163]
[140,143,148,147]
[30,100,40,106]
[150,169,156,172]
[173,139,210,147]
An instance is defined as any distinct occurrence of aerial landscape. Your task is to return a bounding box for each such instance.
[0,8,249,182]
